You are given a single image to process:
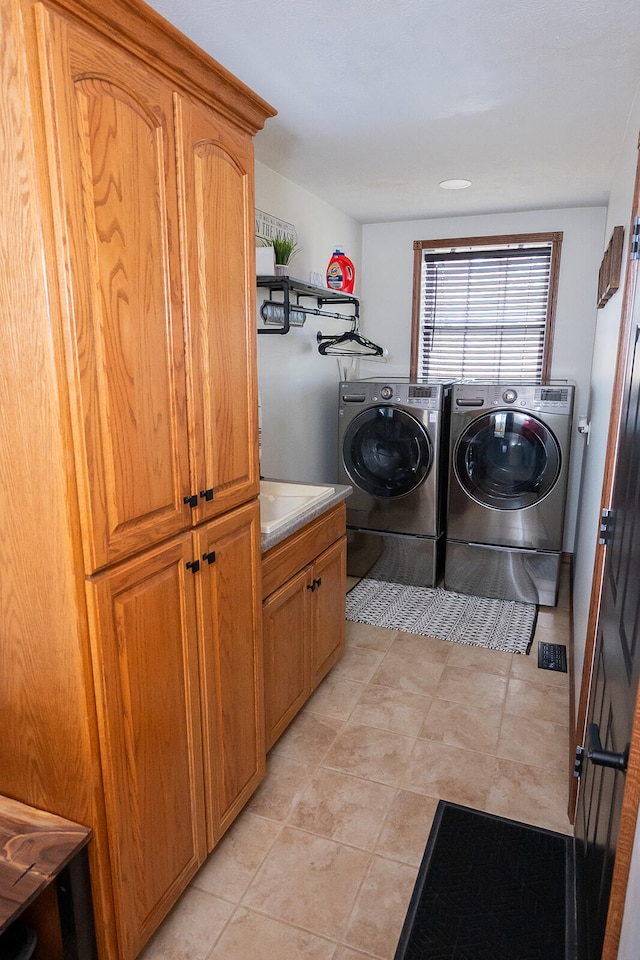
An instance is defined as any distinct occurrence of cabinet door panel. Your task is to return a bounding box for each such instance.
[86,536,206,958]
[263,568,312,750]
[194,502,264,847]
[37,10,190,572]
[176,96,259,521]
[310,537,347,687]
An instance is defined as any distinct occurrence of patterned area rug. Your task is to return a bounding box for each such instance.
[346,578,537,654]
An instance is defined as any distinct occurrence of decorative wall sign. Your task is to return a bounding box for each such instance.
[597,225,624,308]
[255,209,297,244]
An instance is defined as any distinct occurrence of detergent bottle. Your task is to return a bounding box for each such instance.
[326,249,356,294]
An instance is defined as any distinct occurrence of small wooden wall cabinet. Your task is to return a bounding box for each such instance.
[0,1,275,957]
[262,504,347,749]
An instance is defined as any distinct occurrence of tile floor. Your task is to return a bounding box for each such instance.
[140,572,572,960]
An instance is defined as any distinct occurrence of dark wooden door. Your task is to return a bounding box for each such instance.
[575,250,640,959]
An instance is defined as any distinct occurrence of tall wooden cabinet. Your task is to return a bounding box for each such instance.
[0,0,275,957]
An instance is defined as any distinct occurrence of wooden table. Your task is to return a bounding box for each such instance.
[0,796,97,958]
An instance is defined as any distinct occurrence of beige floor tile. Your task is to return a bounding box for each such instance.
[509,644,570,687]
[535,608,570,634]
[402,739,498,808]
[444,642,513,676]
[505,677,569,724]
[346,621,398,652]
[484,757,573,835]
[374,790,439,866]
[435,664,508,710]
[344,855,417,959]
[207,907,336,960]
[371,653,445,697]
[322,723,416,788]
[497,713,569,772]
[245,754,314,822]
[305,675,367,720]
[137,888,234,960]
[243,827,371,940]
[332,644,387,682]
[140,580,576,960]
[387,633,450,664]
[192,813,281,903]
[332,948,380,960]
[271,711,344,765]
[350,684,432,737]
[534,620,571,647]
[288,767,395,850]
[420,698,502,753]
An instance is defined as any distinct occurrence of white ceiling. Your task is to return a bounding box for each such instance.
[147,0,640,224]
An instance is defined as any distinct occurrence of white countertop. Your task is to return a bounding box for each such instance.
[260,481,352,554]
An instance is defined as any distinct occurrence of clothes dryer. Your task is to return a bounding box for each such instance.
[337,379,452,587]
[445,381,574,605]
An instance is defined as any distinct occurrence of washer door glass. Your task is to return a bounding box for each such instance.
[342,406,433,498]
[454,410,561,510]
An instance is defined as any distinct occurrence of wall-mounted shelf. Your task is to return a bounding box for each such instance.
[257,275,359,335]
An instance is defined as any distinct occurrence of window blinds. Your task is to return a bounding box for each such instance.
[418,245,552,381]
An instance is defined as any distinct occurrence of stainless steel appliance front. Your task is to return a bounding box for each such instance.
[338,379,452,586]
[445,382,574,605]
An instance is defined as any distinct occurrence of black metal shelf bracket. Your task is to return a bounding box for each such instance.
[257,275,359,335]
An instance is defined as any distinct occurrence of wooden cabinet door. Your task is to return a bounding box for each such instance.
[194,502,265,848]
[86,535,206,959]
[36,9,191,573]
[263,567,312,750]
[310,537,347,688]
[175,96,260,523]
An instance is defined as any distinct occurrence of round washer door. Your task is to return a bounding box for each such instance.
[454,409,561,510]
[342,405,433,498]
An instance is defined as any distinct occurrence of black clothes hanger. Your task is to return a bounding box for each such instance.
[317,329,385,356]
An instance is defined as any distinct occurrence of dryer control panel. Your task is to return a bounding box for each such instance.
[453,382,574,415]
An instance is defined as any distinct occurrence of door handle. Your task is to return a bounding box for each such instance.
[587,723,629,772]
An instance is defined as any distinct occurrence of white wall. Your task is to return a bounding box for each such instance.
[255,161,362,483]
[361,207,607,554]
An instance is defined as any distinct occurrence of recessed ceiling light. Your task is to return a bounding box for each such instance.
[439,179,472,190]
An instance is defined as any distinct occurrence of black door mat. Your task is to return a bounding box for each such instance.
[395,801,575,960]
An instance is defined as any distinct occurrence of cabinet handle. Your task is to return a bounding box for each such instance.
[202,551,216,564]
[199,488,214,501]
[314,577,322,589]
[307,581,316,592]
[183,494,198,508]
[186,560,200,574]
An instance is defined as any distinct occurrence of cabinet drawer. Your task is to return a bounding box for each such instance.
[262,502,346,599]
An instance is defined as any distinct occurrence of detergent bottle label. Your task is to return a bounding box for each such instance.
[326,250,356,293]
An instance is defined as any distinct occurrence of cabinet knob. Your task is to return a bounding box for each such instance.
[199,488,214,502]
[183,494,198,508]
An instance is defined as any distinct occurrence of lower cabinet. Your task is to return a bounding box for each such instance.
[262,504,346,749]
[86,501,264,958]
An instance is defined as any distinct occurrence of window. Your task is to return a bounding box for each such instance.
[411,232,562,382]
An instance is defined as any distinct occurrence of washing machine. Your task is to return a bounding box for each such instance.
[445,381,575,606]
[337,379,452,587]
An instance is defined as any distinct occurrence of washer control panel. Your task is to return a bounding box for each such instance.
[339,380,448,410]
